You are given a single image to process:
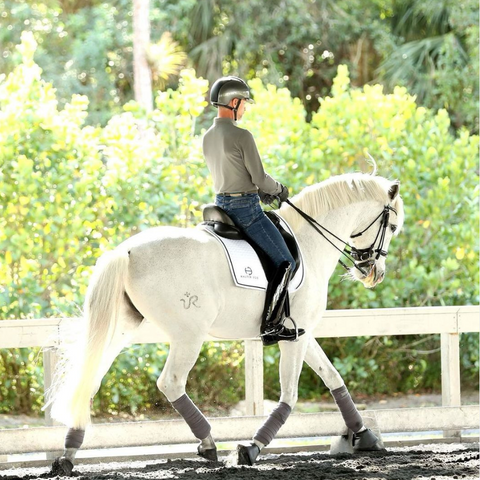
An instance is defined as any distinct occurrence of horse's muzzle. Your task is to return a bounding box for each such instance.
[361,265,385,288]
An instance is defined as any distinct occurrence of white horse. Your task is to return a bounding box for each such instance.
[48,172,404,475]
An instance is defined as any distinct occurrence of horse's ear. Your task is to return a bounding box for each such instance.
[388,181,400,200]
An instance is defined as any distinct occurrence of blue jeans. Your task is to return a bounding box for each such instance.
[215,194,296,270]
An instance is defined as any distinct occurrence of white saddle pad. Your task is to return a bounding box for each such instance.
[203,214,305,292]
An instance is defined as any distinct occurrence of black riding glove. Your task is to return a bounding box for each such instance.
[279,184,289,202]
[258,190,276,205]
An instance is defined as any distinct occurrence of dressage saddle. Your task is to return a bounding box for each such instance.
[202,204,300,280]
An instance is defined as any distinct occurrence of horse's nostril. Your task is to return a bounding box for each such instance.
[376,270,385,283]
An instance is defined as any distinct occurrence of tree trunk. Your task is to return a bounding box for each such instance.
[133,0,153,112]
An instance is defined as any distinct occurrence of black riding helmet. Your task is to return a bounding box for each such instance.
[210,76,254,120]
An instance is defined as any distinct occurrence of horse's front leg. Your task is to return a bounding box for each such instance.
[237,336,309,465]
[304,336,383,452]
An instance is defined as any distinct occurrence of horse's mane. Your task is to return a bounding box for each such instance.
[280,173,404,230]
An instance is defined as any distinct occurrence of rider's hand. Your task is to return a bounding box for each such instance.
[258,190,276,205]
[279,184,289,202]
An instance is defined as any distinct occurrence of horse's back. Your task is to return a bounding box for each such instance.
[122,224,222,283]
[120,225,208,249]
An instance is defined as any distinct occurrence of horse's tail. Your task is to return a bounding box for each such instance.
[49,248,129,429]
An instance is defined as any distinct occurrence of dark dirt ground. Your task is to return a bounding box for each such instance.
[1,443,478,480]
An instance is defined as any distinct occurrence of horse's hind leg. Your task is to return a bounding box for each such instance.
[157,336,217,461]
[304,336,383,451]
[53,298,144,475]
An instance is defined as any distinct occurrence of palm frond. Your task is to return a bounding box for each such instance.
[189,32,233,82]
[379,32,468,100]
[392,0,451,39]
[148,32,188,90]
[189,0,217,44]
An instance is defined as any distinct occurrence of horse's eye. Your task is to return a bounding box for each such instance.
[390,224,397,233]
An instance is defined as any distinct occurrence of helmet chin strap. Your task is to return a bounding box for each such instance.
[223,99,241,121]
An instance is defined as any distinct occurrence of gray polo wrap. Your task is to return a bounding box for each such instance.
[331,385,363,432]
[65,428,85,449]
[172,394,211,440]
[253,402,292,446]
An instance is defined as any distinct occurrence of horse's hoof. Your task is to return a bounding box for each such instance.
[353,428,385,452]
[197,445,218,462]
[237,442,260,466]
[50,457,74,476]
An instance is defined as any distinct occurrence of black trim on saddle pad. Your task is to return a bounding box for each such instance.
[202,204,300,281]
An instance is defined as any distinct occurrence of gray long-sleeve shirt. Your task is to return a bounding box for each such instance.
[202,118,282,195]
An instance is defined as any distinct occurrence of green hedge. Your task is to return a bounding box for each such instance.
[0,34,478,416]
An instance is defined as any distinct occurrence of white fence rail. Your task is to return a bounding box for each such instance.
[0,306,478,456]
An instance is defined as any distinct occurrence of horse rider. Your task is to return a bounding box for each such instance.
[202,75,305,346]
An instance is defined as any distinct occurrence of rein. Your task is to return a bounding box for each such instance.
[283,199,396,276]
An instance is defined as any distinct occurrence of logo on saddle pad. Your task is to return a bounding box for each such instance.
[203,215,305,292]
[241,265,260,283]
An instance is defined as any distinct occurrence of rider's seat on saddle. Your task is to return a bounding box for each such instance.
[202,204,300,278]
[202,204,244,240]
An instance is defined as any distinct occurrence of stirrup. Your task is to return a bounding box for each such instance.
[262,315,300,336]
[261,317,305,346]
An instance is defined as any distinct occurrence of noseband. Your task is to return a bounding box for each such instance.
[284,200,397,276]
[348,205,396,272]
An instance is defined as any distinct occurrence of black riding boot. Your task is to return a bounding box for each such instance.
[260,262,305,346]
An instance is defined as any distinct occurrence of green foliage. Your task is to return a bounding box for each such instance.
[0,0,133,125]
[0,31,106,319]
[380,0,479,133]
[0,348,43,414]
[0,37,478,416]
[1,0,477,132]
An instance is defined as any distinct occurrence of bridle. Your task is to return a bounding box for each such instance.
[284,199,396,276]
[284,199,397,276]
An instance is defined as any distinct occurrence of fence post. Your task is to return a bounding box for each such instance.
[43,348,60,427]
[440,332,461,438]
[244,339,264,416]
